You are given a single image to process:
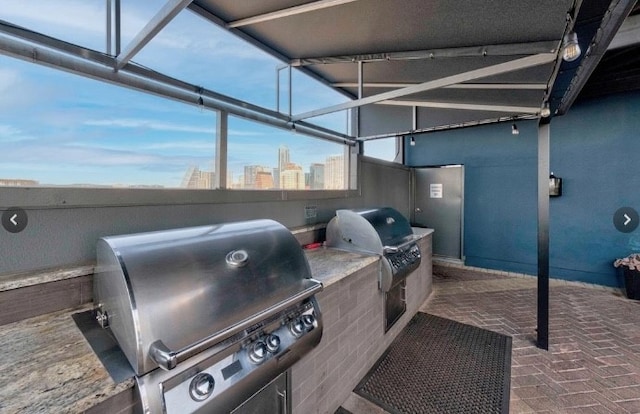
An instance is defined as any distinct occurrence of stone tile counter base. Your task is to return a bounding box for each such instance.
[0,228,432,413]
[291,230,433,414]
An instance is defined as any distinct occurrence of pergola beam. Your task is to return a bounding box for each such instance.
[292,53,556,121]
[227,0,360,28]
[115,0,192,70]
[377,100,540,114]
[332,82,547,90]
[291,40,558,66]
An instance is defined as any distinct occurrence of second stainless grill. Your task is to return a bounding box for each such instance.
[326,207,421,291]
[326,207,421,331]
[94,219,323,413]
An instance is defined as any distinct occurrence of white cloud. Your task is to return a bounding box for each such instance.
[144,140,214,150]
[0,141,207,168]
[84,118,215,134]
[0,0,106,36]
[228,129,267,137]
[0,68,20,92]
[0,124,21,136]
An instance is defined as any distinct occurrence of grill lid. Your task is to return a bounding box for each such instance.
[94,219,319,375]
[326,207,415,255]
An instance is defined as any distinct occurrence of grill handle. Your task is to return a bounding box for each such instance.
[277,388,288,414]
[149,280,323,371]
[383,235,418,254]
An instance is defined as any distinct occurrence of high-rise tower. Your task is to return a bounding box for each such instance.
[276,146,290,189]
[324,155,344,190]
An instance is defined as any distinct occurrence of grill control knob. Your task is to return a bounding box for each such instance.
[248,341,267,364]
[289,319,305,338]
[301,314,316,329]
[265,334,281,353]
[189,373,215,402]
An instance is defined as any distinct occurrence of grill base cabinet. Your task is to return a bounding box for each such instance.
[385,281,407,332]
[231,371,289,414]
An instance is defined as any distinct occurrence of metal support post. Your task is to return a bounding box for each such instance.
[288,65,293,117]
[106,0,112,55]
[215,111,228,189]
[276,67,280,112]
[537,117,550,350]
[115,0,121,55]
[356,61,363,138]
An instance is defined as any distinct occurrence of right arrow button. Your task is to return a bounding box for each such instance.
[614,207,639,233]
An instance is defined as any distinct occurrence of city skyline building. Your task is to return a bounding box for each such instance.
[276,146,290,189]
[243,165,270,188]
[181,166,215,189]
[14,145,346,191]
[324,155,344,190]
[280,162,305,190]
[309,163,325,190]
[0,178,39,187]
[255,171,274,189]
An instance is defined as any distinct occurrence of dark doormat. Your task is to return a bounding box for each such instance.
[355,313,512,414]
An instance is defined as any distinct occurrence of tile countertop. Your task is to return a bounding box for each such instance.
[305,246,379,286]
[0,246,385,414]
[0,304,134,414]
[306,227,434,287]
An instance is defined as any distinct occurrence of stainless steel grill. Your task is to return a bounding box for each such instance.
[326,207,420,330]
[94,219,323,413]
[326,207,420,291]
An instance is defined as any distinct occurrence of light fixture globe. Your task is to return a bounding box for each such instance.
[540,102,551,118]
[562,31,581,62]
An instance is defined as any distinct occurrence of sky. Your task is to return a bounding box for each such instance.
[0,1,394,188]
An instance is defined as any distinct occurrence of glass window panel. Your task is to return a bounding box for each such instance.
[134,9,279,110]
[120,1,170,48]
[0,0,106,52]
[134,9,349,135]
[227,117,346,190]
[0,56,216,189]
[364,138,398,162]
[289,70,350,134]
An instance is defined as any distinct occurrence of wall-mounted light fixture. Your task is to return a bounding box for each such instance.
[549,172,562,197]
[511,123,519,135]
[562,31,581,62]
[540,102,551,118]
[410,136,416,146]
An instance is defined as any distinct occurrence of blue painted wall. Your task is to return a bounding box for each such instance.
[406,91,640,287]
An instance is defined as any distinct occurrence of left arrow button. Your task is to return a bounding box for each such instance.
[2,208,28,233]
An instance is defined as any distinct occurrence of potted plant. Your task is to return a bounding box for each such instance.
[614,253,640,300]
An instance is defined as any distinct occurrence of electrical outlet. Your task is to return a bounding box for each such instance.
[304,205,317,219]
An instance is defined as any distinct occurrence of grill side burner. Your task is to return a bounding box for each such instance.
[326,207,421,331]
[94,219,323,413]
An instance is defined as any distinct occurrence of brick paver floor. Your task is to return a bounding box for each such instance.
[421,263,640,414]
